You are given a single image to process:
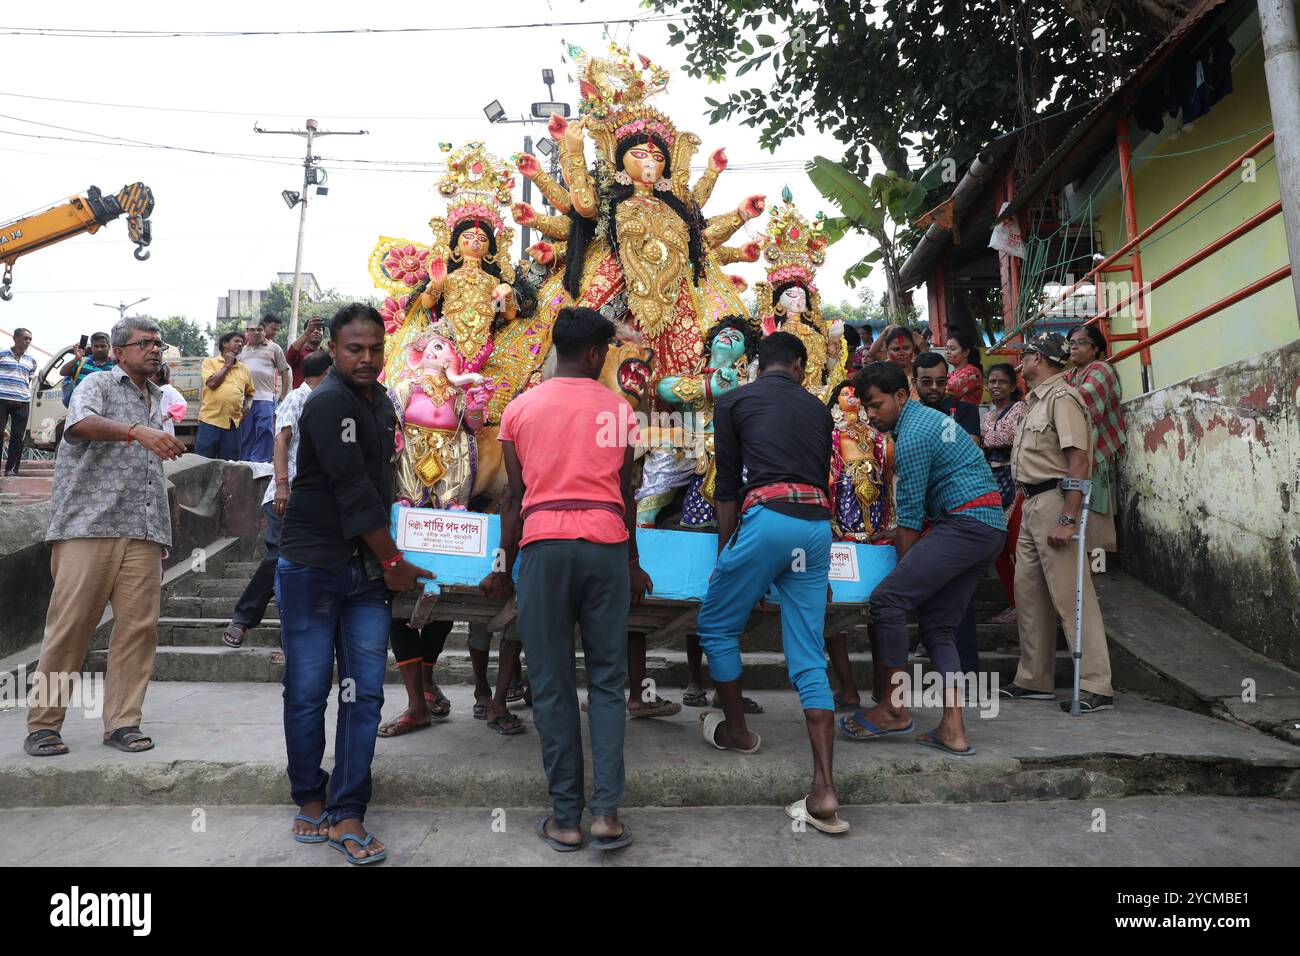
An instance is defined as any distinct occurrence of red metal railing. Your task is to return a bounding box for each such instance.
[987,130,1288,387]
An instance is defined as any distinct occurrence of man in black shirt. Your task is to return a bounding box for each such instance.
[695,331,848,835]
[276,303,429,864]
[913,350,983,676]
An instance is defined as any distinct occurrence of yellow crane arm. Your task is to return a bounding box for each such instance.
[0,183,154,301]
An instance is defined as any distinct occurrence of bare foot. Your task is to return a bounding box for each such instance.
[292,799,327,839]
[591,815,625,840]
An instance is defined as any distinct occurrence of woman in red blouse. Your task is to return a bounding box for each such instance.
[981,362,1026,624]
[944,330,984,404]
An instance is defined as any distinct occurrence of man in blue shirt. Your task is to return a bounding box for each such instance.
[840,361,1005,757]
[0,327,38,475]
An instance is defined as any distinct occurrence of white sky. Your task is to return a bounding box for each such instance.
[0,0,889,359]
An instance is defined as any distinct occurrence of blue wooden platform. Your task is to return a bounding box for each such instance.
[391,505,895,606]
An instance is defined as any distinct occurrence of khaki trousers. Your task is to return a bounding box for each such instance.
[1013,492,1113,696]
[27,538,162,735]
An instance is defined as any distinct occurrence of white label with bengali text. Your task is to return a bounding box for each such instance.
[829,544,860,582]
[397,508,489,558]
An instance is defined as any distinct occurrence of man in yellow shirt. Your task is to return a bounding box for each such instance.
[197,331,254,460]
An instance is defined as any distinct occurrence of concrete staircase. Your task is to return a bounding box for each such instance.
[1,529,1296,867]
[89,554,1066,692]
[0,459,54,506]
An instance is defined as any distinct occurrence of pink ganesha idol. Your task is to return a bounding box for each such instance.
[389,323,496,510]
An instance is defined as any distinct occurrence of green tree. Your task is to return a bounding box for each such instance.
[648,0,1184,316]
[653,0,1182,175]
[154,316,209,357]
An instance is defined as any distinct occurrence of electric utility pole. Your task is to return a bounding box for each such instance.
[254,119,367,340]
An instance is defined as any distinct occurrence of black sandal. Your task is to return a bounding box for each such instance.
[222,624,245,649]
[24,730,69,757]
[103,726,154,753]
[487,713,526,735]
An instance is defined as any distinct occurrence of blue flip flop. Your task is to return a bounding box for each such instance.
[590,823,633,851]
[536,815,581,853]
[291,810,329,844]
[916,728,976,757]
[837,710,916,741]
[328,831,388,864]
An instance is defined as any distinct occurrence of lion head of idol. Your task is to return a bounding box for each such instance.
[598,320,654,410]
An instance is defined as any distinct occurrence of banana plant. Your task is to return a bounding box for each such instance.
[806,156,932,319]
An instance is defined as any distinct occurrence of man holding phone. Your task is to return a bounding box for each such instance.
[286,315,326,388]
[60,332,116,406]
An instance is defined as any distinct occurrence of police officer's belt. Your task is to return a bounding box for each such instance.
[1019,479,1059,499]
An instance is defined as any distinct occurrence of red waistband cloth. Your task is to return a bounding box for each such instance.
[950,492,1003,514]
[741,482,831,515]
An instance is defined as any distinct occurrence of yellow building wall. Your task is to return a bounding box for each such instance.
[1094,37,1298,397]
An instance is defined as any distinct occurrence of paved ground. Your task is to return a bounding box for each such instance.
[2,683,1297,809]
[2,796,1296,866]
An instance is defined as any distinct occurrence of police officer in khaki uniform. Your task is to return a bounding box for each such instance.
[999,331,1113,713]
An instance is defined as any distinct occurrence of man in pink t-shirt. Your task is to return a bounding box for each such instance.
[482,307,650,854]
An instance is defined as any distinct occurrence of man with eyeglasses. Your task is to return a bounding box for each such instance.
[24,317,186,758]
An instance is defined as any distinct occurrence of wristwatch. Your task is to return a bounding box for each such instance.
[1058,515,1077,526]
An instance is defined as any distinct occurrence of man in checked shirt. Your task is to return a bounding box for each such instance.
[842,361,1006,757]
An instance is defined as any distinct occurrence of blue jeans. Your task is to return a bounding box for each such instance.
[239,399,275,462]
[195,421,240,460]
[276,555,390,824]
[696,505,834,711]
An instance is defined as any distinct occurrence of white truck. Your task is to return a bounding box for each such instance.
[25,343,204,451]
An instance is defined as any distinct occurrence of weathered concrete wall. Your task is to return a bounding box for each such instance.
[0,457,264,657]
[1118,338,1300,669]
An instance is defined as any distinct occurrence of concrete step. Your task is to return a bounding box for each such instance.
[208,566,1015,603]
[1098,572,1300,745]
[1,682,1296,810]
[162,596,276,619]
[88,644,1065,688]
[153,616,1030,656]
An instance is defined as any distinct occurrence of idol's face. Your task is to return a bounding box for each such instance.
[779,286,808,314]
[458,226,490,260]
[623,143,666,184]
[837,385,860,416]
[710,327,745,366]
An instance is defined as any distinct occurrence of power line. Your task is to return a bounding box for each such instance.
[0,89,488,122]
[0,15,674,39]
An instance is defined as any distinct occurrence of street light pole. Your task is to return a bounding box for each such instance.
[93,296,150,323]
[255,119,367,341]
